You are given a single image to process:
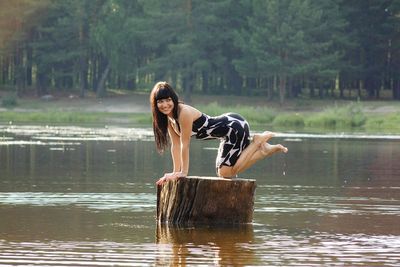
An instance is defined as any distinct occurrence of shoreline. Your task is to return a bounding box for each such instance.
[1,93,399,133]
[2,92,400,114]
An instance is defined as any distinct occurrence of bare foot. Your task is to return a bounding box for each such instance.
[261,143,288,156]
[253,131,275,145]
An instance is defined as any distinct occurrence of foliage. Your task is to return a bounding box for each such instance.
[0,0,399,102]
[365,113,400,132]
[1,97,399,133]
[0,111,135,125]
[0,111,101,123]
[305,102,366,128]
[234,0,347,103]
[273,113,305,128]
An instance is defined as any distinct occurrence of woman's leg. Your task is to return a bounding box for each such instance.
[235,142,288,174]
[218,131,275,177]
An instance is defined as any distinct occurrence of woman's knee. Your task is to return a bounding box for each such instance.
[217,166,235,178]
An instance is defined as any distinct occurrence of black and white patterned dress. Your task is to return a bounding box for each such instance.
[191,113,250,170]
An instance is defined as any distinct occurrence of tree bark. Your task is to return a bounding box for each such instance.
[279,74,286,105]
[157,176,256,225]
[96,62,110,98]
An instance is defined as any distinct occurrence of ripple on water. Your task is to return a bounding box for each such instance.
[0,240,174,266]
[0,192,155,212]
[247,229,400,266]
[255,185,400,216]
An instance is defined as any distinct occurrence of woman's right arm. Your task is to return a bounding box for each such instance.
[156,123,181,185]
[168,122,181,173]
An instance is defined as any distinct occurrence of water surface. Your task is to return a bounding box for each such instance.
[0,125,399,266]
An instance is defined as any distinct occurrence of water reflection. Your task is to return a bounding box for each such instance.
[156,224,256,266]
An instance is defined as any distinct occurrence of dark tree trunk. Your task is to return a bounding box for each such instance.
[96,62,110,98]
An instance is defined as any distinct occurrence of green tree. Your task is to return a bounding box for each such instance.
[29,0,87,95]
[1,0,399,102]
[138,0,196,100]
[90,0,144,97]
[191,0,249,95]
[340,0,400,99]
[0,0,49,94]
[235,0,347,103]
[388,0,400,100]
[140,0,249,99]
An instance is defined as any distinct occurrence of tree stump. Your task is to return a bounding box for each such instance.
[156,176,256,225]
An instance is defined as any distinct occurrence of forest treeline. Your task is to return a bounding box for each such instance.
[0,0,399,103]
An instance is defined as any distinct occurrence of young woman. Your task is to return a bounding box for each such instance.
[150,81,288,185]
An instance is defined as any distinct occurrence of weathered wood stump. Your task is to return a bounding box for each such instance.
[156,176,256,225]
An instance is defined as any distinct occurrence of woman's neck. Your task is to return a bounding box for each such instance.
[168,103,182,119]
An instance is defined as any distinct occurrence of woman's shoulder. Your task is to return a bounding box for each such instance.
[178,104,202,120]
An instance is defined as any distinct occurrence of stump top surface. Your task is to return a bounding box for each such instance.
[185,176,255,182]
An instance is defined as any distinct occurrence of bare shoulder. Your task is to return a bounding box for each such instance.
[179,104,202,121]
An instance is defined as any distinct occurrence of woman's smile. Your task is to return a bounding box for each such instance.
[157,98,174,115]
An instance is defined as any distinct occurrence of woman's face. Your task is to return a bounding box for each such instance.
[156,97,174,116]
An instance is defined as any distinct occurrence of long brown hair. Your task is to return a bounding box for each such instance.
[150,81,180,154]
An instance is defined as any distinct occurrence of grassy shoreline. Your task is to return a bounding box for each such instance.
[0,110,151,126]
[199,102,400,133]
[1,101,400,134]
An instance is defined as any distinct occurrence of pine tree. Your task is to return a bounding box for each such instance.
[234,0,348,103]
[340,0,399,98]
[0,0,49,94]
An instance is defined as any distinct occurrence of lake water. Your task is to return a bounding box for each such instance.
[0,125,399,266]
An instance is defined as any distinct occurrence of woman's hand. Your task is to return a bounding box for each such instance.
[156,172,187,185]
